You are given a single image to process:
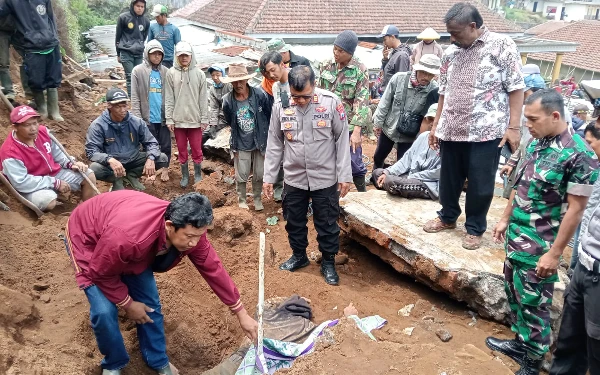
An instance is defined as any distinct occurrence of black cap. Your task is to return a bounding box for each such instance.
[106,88,130,104]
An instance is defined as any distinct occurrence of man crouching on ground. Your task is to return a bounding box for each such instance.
[65,191,258,375]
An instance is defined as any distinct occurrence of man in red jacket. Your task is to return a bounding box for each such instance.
[65,191,258,375]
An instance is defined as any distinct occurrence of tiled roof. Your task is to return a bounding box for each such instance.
[212,45,251,57]
[524,21,568,35]
[177,0,522,35]
[528,20,600,73]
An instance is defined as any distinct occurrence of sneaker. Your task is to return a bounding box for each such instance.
[462,234,483,250]
[423,217,456,233]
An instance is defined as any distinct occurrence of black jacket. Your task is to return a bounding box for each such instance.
[115,0,150,56]
[0,0,58,52]
[288,51,311,69]
[381,45,412,92]
[223,86,272,154]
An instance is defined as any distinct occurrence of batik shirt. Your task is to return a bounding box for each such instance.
[436,26,525,142]
[507,126,598,268]
[318,57,370,132]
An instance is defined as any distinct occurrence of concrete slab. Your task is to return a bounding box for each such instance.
[339,189,567,325]
[204,127,232,162]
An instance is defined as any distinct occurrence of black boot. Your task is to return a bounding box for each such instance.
[485,336,527,367]
[279,253,309,272]
[515,354,542,375]
[353,176,366,192]
[320,254,339,285]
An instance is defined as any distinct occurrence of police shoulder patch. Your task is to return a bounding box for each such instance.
[336,104,346,121]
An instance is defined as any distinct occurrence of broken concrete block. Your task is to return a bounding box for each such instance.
[398,304,414,317]
[339,190,566,328]
[402,327,415,336]
[204,128,232,162]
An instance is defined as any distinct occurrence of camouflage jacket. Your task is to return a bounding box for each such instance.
[507,126,598,268]
[318,57,370,132]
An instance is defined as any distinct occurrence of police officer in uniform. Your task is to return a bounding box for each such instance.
[263,66,352,285]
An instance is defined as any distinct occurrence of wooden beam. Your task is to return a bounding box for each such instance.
[552,53,564,84]
[521,53,528,65]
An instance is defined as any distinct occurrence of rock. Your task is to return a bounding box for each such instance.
[33,283,50,291]
[422,315,435,322]
[398,304,415,317]
[204,128,233,162]
[435,329,453,342]
[402,327,415,336]
[194,179,226,208]
[209,207,253,240]
[39,294,51,303]
[339,190,567,325]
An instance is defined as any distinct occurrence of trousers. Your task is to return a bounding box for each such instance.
[23,47,62,91]
[174,127,203,164]
[349,132,367,178]
[234,149,264,186]
[550,261,600,375]
[371,168,432,199]
[504,258,554,358]
[0,32,14,98]
[438,139,501,236]
[120,51,144,96]
[148,123,172,165]
[373,133,412,169]
[283,183,340,255]
[90,151,168,182]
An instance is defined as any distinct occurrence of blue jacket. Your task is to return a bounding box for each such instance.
[223,85,272,154]
[85,110,161,165]
[147,22,181,62]
[572,116,586,138]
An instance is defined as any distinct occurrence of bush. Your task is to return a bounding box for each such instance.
[52,0,84,61]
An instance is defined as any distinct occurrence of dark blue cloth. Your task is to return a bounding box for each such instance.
[0,0,59,52]
[84,268,168,371]
[349,132,367,177]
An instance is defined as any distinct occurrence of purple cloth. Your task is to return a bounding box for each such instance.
[349,132,367,177]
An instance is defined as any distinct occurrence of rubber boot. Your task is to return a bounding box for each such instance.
[125,174,145,191]
[193,163,202,184]
[353,176,367,192]
[236,182,249,209]
[112,177,125,191]
[180,162,189,188]
[253,181,263,211]
[46,88,64,122]
[32,90,47,119]
[320,254,339,285]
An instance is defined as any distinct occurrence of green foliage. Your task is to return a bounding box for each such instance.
[503,7,546,24]
[52,0,85,61]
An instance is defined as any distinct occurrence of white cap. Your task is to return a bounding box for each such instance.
[151,4,167,17]
[175,41,193,56]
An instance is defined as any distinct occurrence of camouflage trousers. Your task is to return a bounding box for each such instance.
[504,258,555,358]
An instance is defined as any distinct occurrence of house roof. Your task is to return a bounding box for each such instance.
[528,20,600,73]
[175,0,522,36]
[524,21,568,36]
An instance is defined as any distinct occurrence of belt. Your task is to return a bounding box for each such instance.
[579,247,600,274]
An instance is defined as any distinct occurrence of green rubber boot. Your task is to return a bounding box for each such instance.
[32,90,47,119]
[180,163,189,188]
[47,88,64,122]
[193,163,202,184]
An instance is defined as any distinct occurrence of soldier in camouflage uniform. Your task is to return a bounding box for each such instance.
[487,89,599,375]
[318,30,369,192]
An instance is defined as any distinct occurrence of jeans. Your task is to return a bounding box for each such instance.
[90,151,168,183]
[373,133,412,169]
[283,183,340,255]
[84,268,168,371]
[438,139,501,236]
[549,262,600,375]
[0,32,14,99]
[23,46,62,91]
[349,132,367,178]
[120,51,144,96]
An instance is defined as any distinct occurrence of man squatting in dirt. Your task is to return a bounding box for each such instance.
[263,66,352,286]
[487,89,598,375]
[65,190,258,375]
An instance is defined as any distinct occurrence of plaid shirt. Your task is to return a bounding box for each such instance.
[436,27,525,142]
[507,126,598,267]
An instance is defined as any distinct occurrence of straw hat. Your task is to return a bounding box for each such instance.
[221,63,257,83]
[417,27,440,40]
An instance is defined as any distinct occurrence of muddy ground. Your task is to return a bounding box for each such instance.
[0,74,525,375]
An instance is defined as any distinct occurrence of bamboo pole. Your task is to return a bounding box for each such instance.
[256,232,267,374]
[0,173,44,217]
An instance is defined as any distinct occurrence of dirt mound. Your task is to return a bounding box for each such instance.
[209,206,254,242]
[0,285,39,343]
[195,177,227,208]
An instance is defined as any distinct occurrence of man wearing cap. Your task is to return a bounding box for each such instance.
[263,65,352,285]
[425,3,525,250]
[410,28,444,66]
[116,0,150,96]
[378,25,412,92]
[0,106,97,211]
[572,104,589,138]
[222,63,272,211]
[318,30,369,192]
[266,38,312,70]
[373,54,440,170]
[147,4,181,69]
[131,40,171,182]
[86,88,169,191]
[165,41,208,188]
[372,103,441,200]
[204,65,232,149]
[0,0,64,122]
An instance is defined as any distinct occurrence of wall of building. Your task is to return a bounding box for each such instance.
[564,3,589,20]
[527,58,600,82]
[525,0,599,20]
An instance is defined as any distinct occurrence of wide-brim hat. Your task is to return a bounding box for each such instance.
[413,54,441,75]
[221,63,257,83]
[417,27,440,40]
[425,103,438,118]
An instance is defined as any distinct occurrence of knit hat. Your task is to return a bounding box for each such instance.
[334,30,358,56]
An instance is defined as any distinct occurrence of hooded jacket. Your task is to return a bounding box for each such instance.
[85,110,161,165]
[222,84,272,154]
[165,42,209,128]
[208,66,233,129]
[0,0,59,52]
[115,0,150,56]
[131,40,169,124]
